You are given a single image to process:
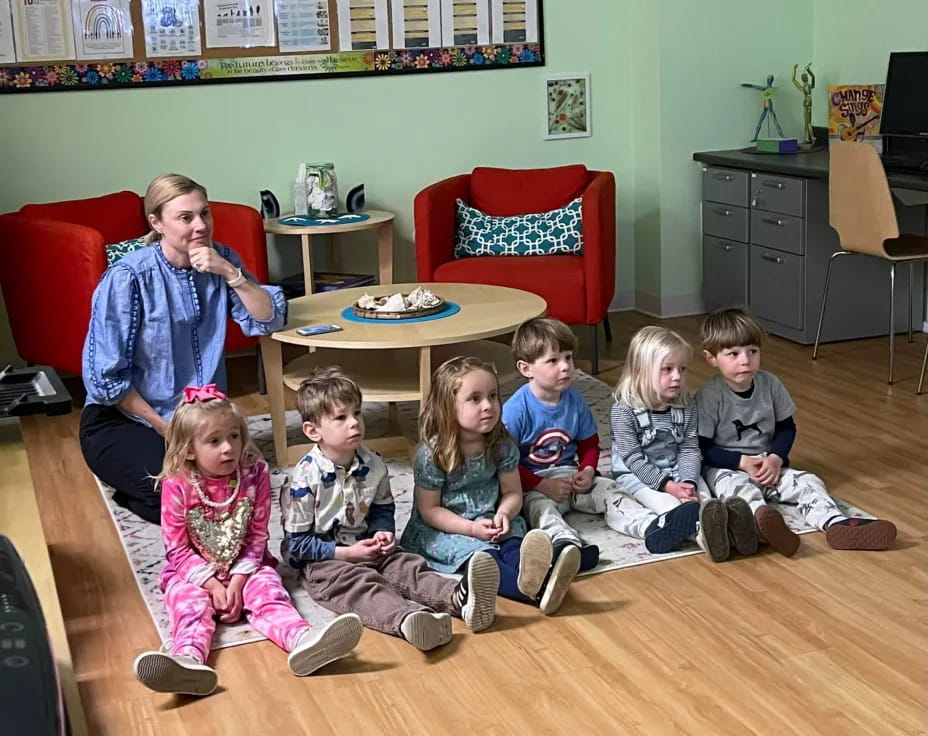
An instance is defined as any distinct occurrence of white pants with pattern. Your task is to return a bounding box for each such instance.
[522,467,705,543]
[703,466,845,531]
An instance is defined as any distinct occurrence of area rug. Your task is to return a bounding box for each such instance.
[99,371,872,651]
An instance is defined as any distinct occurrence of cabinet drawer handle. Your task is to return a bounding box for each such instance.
[762,180,786,190]
[761,217,786,227]
[761,253,785,264]
[714,208,733,217]
[717,242,734,252]
[713,173,735,182]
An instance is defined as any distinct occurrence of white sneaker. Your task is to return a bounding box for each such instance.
[451,550,499,632]
[517,529,554,600]
[539,544,580,616]
[287,613,363,676]
[133,651,218,696]
[399,611,452,651]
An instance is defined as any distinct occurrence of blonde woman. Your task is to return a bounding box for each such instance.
[610,326,754,562]
[80,174,287,523]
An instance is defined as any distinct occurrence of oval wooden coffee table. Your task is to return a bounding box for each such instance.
[260,282,547,465]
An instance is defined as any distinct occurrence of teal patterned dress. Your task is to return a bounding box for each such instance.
[400,439,528,573]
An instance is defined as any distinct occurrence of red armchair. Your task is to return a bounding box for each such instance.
[0,190,269,377]
[414,165,616,373]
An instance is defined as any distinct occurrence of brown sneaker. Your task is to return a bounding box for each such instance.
[755,506,800,557]
[825,519,897,550]
[725,497,759,556]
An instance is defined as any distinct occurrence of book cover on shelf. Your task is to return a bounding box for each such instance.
[828,84,884,148]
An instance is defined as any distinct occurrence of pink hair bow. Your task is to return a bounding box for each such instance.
[183,384,226,403]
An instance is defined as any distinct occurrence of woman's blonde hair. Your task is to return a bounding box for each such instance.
[419,356,509,474]
[154,395,262,484]
[614,326,692,409]
[143,173,209,245]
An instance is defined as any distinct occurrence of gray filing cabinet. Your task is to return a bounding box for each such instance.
[700,164,924,344]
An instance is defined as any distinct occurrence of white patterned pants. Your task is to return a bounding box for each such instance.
[523,467,703,543]
[610,473,713,540]
[703,466,845,531]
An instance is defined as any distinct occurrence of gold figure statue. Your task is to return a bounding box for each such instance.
[792,63,816,146]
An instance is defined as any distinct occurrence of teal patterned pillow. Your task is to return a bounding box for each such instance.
[453,197,584,258]
[105,236,148,267]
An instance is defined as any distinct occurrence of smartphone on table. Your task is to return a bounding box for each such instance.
[296,324,343,336]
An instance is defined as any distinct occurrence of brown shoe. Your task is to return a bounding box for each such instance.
[725,497,759,556]
[825,519,897,550]
[755,506,800,557]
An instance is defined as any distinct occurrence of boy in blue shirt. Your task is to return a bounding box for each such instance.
[502,318,611,577]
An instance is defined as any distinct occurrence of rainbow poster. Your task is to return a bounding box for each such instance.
[72,0,132,58]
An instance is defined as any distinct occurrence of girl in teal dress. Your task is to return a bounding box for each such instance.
[401,357,580,615]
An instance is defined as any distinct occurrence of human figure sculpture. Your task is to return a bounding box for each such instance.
[792,63,816,145]
[742,74,784,142]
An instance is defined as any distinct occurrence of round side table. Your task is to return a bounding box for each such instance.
[263,209,395,293]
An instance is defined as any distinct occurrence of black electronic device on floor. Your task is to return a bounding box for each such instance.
[0,535,67,735]
[0,365,71,418]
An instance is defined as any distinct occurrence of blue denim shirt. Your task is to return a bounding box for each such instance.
[82,242,287,424]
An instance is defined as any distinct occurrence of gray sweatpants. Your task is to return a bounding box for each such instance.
[704,466,846,531]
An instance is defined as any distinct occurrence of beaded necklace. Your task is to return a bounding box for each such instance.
[191,468,241,509]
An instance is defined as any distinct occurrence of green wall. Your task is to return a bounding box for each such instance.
[0,0,925,365]
[0,0,634,365]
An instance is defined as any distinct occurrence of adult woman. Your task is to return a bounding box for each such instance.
[80,173,287,523]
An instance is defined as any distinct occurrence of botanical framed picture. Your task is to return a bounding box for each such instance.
[543,73,591,140]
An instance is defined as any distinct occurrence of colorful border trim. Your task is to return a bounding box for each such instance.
[0,43,543,93]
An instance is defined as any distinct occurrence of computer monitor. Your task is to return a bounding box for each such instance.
[880,51,928,137]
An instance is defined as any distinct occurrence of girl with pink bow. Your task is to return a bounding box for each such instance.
[133,386,363,696]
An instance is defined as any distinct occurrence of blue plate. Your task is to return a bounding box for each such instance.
[340,301,461,324]
[279,213,371,226]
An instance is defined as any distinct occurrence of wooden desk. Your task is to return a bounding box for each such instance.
[263,210,395,294]
[0,420,87,736]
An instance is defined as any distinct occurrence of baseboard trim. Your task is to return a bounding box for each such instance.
[609,290,636,312]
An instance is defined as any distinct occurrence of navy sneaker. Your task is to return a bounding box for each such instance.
[644,501,700,554]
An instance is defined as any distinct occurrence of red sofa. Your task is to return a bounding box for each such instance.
[0,190,269,377]
[414,165,616,373]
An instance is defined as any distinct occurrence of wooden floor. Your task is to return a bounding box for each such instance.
[21,313,928,735]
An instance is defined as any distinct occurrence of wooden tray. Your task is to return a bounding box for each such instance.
[352,296,446,320]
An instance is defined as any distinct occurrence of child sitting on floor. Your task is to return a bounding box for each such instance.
[281,367,500,651]
[401,356,576,616]
[697,308,897,556]
[133,384,362,697]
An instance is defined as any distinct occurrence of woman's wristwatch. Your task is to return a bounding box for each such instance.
[226,268,247,288]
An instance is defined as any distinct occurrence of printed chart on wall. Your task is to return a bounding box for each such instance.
[490,0,535,43]
[336,0,387,50]
[277,0,329,52]
[440,0,487,46]
[390,0,439,49]
[10,0,75,61]
[204,0,275,48]
[0,0,16,61]
[142,0,201,57]
[71,0,132,59]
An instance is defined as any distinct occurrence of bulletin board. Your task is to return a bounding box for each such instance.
[0,0,544,93]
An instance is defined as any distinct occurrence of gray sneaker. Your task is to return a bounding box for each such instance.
[696,499,730,562]
[725,497,759,555]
